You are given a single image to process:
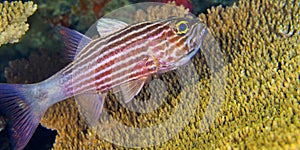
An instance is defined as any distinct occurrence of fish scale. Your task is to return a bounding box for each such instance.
[65,21,172,95]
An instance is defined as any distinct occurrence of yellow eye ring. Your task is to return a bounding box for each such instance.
[176,21,189,34]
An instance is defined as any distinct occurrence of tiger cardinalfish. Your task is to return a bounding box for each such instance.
[0,16,208,149]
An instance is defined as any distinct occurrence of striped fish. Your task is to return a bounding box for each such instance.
[0,17,207,150]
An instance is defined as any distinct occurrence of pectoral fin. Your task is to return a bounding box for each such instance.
[75,92,106,127]
[116,77,147,103]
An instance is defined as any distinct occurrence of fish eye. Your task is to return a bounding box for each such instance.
[175,21,189,35]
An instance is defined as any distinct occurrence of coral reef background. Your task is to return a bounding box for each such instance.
[0,0,299,149]
[0,1,37,82]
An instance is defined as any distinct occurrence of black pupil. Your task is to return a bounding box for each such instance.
[179,23,187,31]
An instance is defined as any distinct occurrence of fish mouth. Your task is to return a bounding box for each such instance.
[186,22,207,50]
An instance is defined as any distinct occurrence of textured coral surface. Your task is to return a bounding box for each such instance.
[1,0,299,149]
[0,1,37,47]
[196,0,299,148]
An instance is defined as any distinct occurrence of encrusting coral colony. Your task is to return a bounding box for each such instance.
[0,1,37,47]
[0,0,299,149]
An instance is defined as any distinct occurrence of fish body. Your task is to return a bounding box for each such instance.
[0,17,207,150]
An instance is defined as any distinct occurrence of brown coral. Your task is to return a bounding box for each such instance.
[0,1,37,46]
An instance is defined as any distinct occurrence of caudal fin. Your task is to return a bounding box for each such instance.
[0,83,45,150]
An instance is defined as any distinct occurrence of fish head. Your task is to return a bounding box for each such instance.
[154,17,208,72]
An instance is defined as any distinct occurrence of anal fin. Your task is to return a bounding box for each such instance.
[75,92,106,127]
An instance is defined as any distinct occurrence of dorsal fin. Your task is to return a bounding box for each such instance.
[57,26,92,61]
[96,18,128,37]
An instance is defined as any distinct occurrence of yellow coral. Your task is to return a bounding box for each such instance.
[3,0,300,149]
[194,0,299,149]
[0,1,37,46]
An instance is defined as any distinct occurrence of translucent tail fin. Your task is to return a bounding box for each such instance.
[0,83,46,150]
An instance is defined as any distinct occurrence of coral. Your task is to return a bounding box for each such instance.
[1,0,300,149]
[4,49,67,84]
[134,1,189,22]
[151,0,193,11]
[191,0,238,14]
[0,1,37,47]
[194,0,299,148]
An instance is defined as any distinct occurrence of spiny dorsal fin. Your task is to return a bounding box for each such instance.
[96,18,128,37]
[57,26,92,61]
